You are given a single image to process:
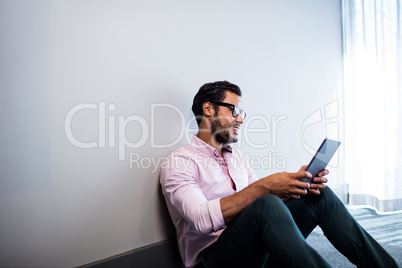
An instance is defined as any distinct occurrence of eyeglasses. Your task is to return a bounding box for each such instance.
[211,101,246,119]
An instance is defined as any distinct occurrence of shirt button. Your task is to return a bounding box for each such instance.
[214,151,219,157]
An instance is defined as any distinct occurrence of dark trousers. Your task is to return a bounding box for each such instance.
[197,187,398,268]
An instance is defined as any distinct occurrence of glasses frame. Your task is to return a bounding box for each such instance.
[211,101,246,120]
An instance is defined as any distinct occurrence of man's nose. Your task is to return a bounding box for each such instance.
[235,114,244,124]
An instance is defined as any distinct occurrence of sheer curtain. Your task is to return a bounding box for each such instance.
[343,0,402,212]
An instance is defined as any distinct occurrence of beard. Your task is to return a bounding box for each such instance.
[211,114,238,144]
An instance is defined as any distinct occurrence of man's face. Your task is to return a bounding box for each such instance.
[210,91,244,144]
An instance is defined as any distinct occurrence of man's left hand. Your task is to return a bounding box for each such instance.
[298,165,328,195]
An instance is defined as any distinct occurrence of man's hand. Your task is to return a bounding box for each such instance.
[259,171,312,201]
[299,165,328,195]
[220,168,329,224]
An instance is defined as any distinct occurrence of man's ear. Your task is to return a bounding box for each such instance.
[202,101,215,118]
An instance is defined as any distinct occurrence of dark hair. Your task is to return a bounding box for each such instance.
[192,81,242,126]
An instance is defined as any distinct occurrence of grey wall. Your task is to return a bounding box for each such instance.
[0,0,343,267]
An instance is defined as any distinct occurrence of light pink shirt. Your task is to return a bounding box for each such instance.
[160,135,258,267]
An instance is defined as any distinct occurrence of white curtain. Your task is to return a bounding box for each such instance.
[343,0,402,212]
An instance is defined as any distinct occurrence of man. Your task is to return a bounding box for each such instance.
[160,81,397,267]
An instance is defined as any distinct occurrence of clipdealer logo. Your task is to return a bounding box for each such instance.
[64,101,192,160]
[64,100,340,171]
[63,101,289,170]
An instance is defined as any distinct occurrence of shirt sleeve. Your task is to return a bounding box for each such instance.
[160,152,226,234]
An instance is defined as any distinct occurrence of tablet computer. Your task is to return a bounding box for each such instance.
[301,138,341,183]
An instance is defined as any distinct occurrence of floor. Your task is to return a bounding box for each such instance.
[307,207,402,267]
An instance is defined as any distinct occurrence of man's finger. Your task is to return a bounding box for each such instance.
[313,176,328,183]
[311,183,326,189]
[290,180,311,192]
[290,194,301,199]
[292,170,312,180]
[308,188,321,195]
[318,169,329,177]
[291,187,308,196]
[299,165,308,172]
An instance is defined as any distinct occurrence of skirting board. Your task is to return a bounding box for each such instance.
[79,239,184,268]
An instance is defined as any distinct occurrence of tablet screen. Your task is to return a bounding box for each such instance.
[301,138,341,183]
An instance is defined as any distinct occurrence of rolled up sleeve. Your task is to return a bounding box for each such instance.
[207,198,225,232]
[161,153,225,234]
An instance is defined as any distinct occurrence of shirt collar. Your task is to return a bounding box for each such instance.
[190,134,232,158]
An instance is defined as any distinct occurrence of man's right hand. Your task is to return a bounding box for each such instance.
[259,171,312,202]
[220,171,312,224]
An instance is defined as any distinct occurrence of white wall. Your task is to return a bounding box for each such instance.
[0,0,343,267]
